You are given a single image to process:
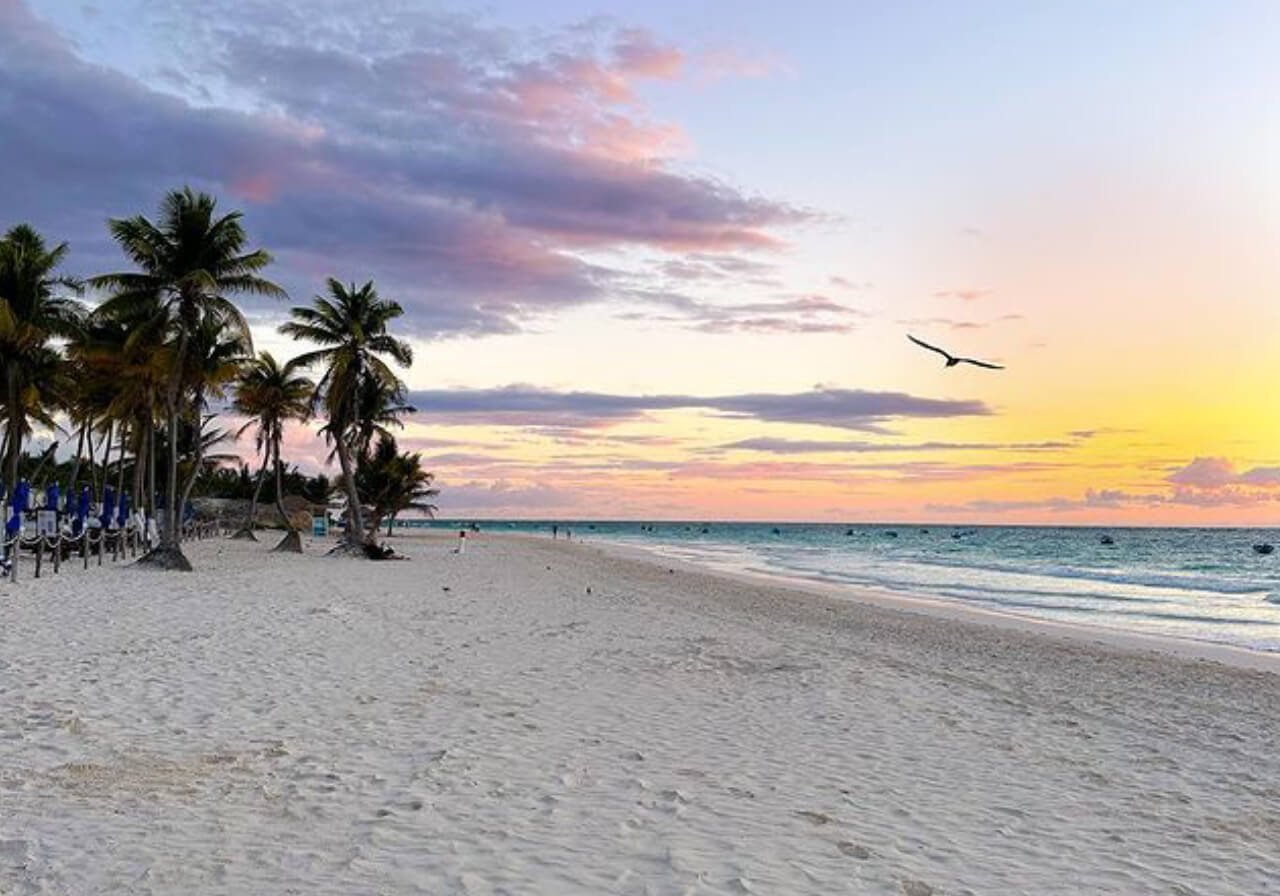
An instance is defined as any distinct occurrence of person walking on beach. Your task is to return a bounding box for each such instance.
[455,529,467,554]
[552,524,559,540]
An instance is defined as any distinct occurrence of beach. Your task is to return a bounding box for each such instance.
[2,533,1278,895]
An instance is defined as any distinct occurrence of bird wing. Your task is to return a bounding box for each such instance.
[907,334,952,359]
[957,357,1004,370]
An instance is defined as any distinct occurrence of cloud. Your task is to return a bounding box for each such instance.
[899,314,1023,331]
[1238,467,1280,487]
[405,385,991,432]
[926,497,1080,514]
[934,288,992,302]
[435,479,580,513]
[0,0,812,339]
[1166,457,1237,488]
[1083,488,1162,507]
[1160,458,1280,508]
[1165,457,1280,490]
[719,437,1072,454]
[620,290,866,334]
[1067,427,1138,439]
[927,487,1164,514]
[927,461,1280,517]
[657,254,778,283]
[829,276,871,290]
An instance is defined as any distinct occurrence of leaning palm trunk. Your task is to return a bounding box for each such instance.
[233,454,269,540]
[271,440,303,553]
[177,403,209,536]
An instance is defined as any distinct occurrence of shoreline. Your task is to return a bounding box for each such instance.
[458,531,1280,674]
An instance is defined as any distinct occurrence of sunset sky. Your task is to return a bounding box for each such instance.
[3,0,1278,523]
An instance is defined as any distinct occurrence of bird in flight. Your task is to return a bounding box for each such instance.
[907,335,1004,370]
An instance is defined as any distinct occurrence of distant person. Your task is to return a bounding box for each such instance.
[552,524,559,540]
[565,528,572,541]
[455,529,467,554]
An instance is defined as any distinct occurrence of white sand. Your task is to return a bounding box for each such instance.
[2,533,1278,895]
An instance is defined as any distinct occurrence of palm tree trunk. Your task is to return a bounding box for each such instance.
[333,435,366,549]
[67,419,87,499]
[271,437,303,553]
[5,360,21,489]
[93,421,112,500]
[147,416,156,521]
[233,453,269,540]
[178,402,207,529]
[137,328,193,570]
[131,419,146,520]
[115,422,127,501]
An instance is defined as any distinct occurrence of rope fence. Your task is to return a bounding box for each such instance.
[1,518,232,582]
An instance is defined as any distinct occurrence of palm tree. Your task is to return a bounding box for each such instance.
[232,352,313,550]
[357,434,439,537]
[91,187,284,570]
[0,224,84,489]
[280,278,412,552]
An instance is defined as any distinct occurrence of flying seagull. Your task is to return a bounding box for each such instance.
[908,335,1004,370]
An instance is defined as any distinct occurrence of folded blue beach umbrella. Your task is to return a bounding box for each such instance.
[100,485,116,529]
[46,483,60,514]
[74,485,90,535]
[7,481,29,538]
[5,491,18,539]
[117,492,130,528]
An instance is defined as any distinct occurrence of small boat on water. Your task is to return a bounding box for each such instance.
[1100,535,1115,546]
[1254,543,1275,556]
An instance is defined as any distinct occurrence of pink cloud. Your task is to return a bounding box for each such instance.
[613,29,685,79]
[934,288,992,302]
[1167,457,1246,489]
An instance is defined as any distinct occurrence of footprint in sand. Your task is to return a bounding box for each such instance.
[836,841,872,859]
[900,879,935,896]
[796,810,834,825]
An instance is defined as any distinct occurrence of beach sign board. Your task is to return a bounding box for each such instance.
[312,515,328,537]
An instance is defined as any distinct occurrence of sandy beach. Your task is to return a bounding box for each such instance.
[3,533,1278,895]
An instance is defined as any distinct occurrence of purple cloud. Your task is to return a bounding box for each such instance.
[405,385,990,432]
[619,290,866,334]
[0,0,811,338]
[720,437,1072,454]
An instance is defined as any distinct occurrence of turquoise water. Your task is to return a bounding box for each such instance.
[409,520,1280,653]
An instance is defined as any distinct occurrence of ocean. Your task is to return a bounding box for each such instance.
[406,520,1280,653]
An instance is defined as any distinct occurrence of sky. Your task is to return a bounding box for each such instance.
[2,0,1278,523]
